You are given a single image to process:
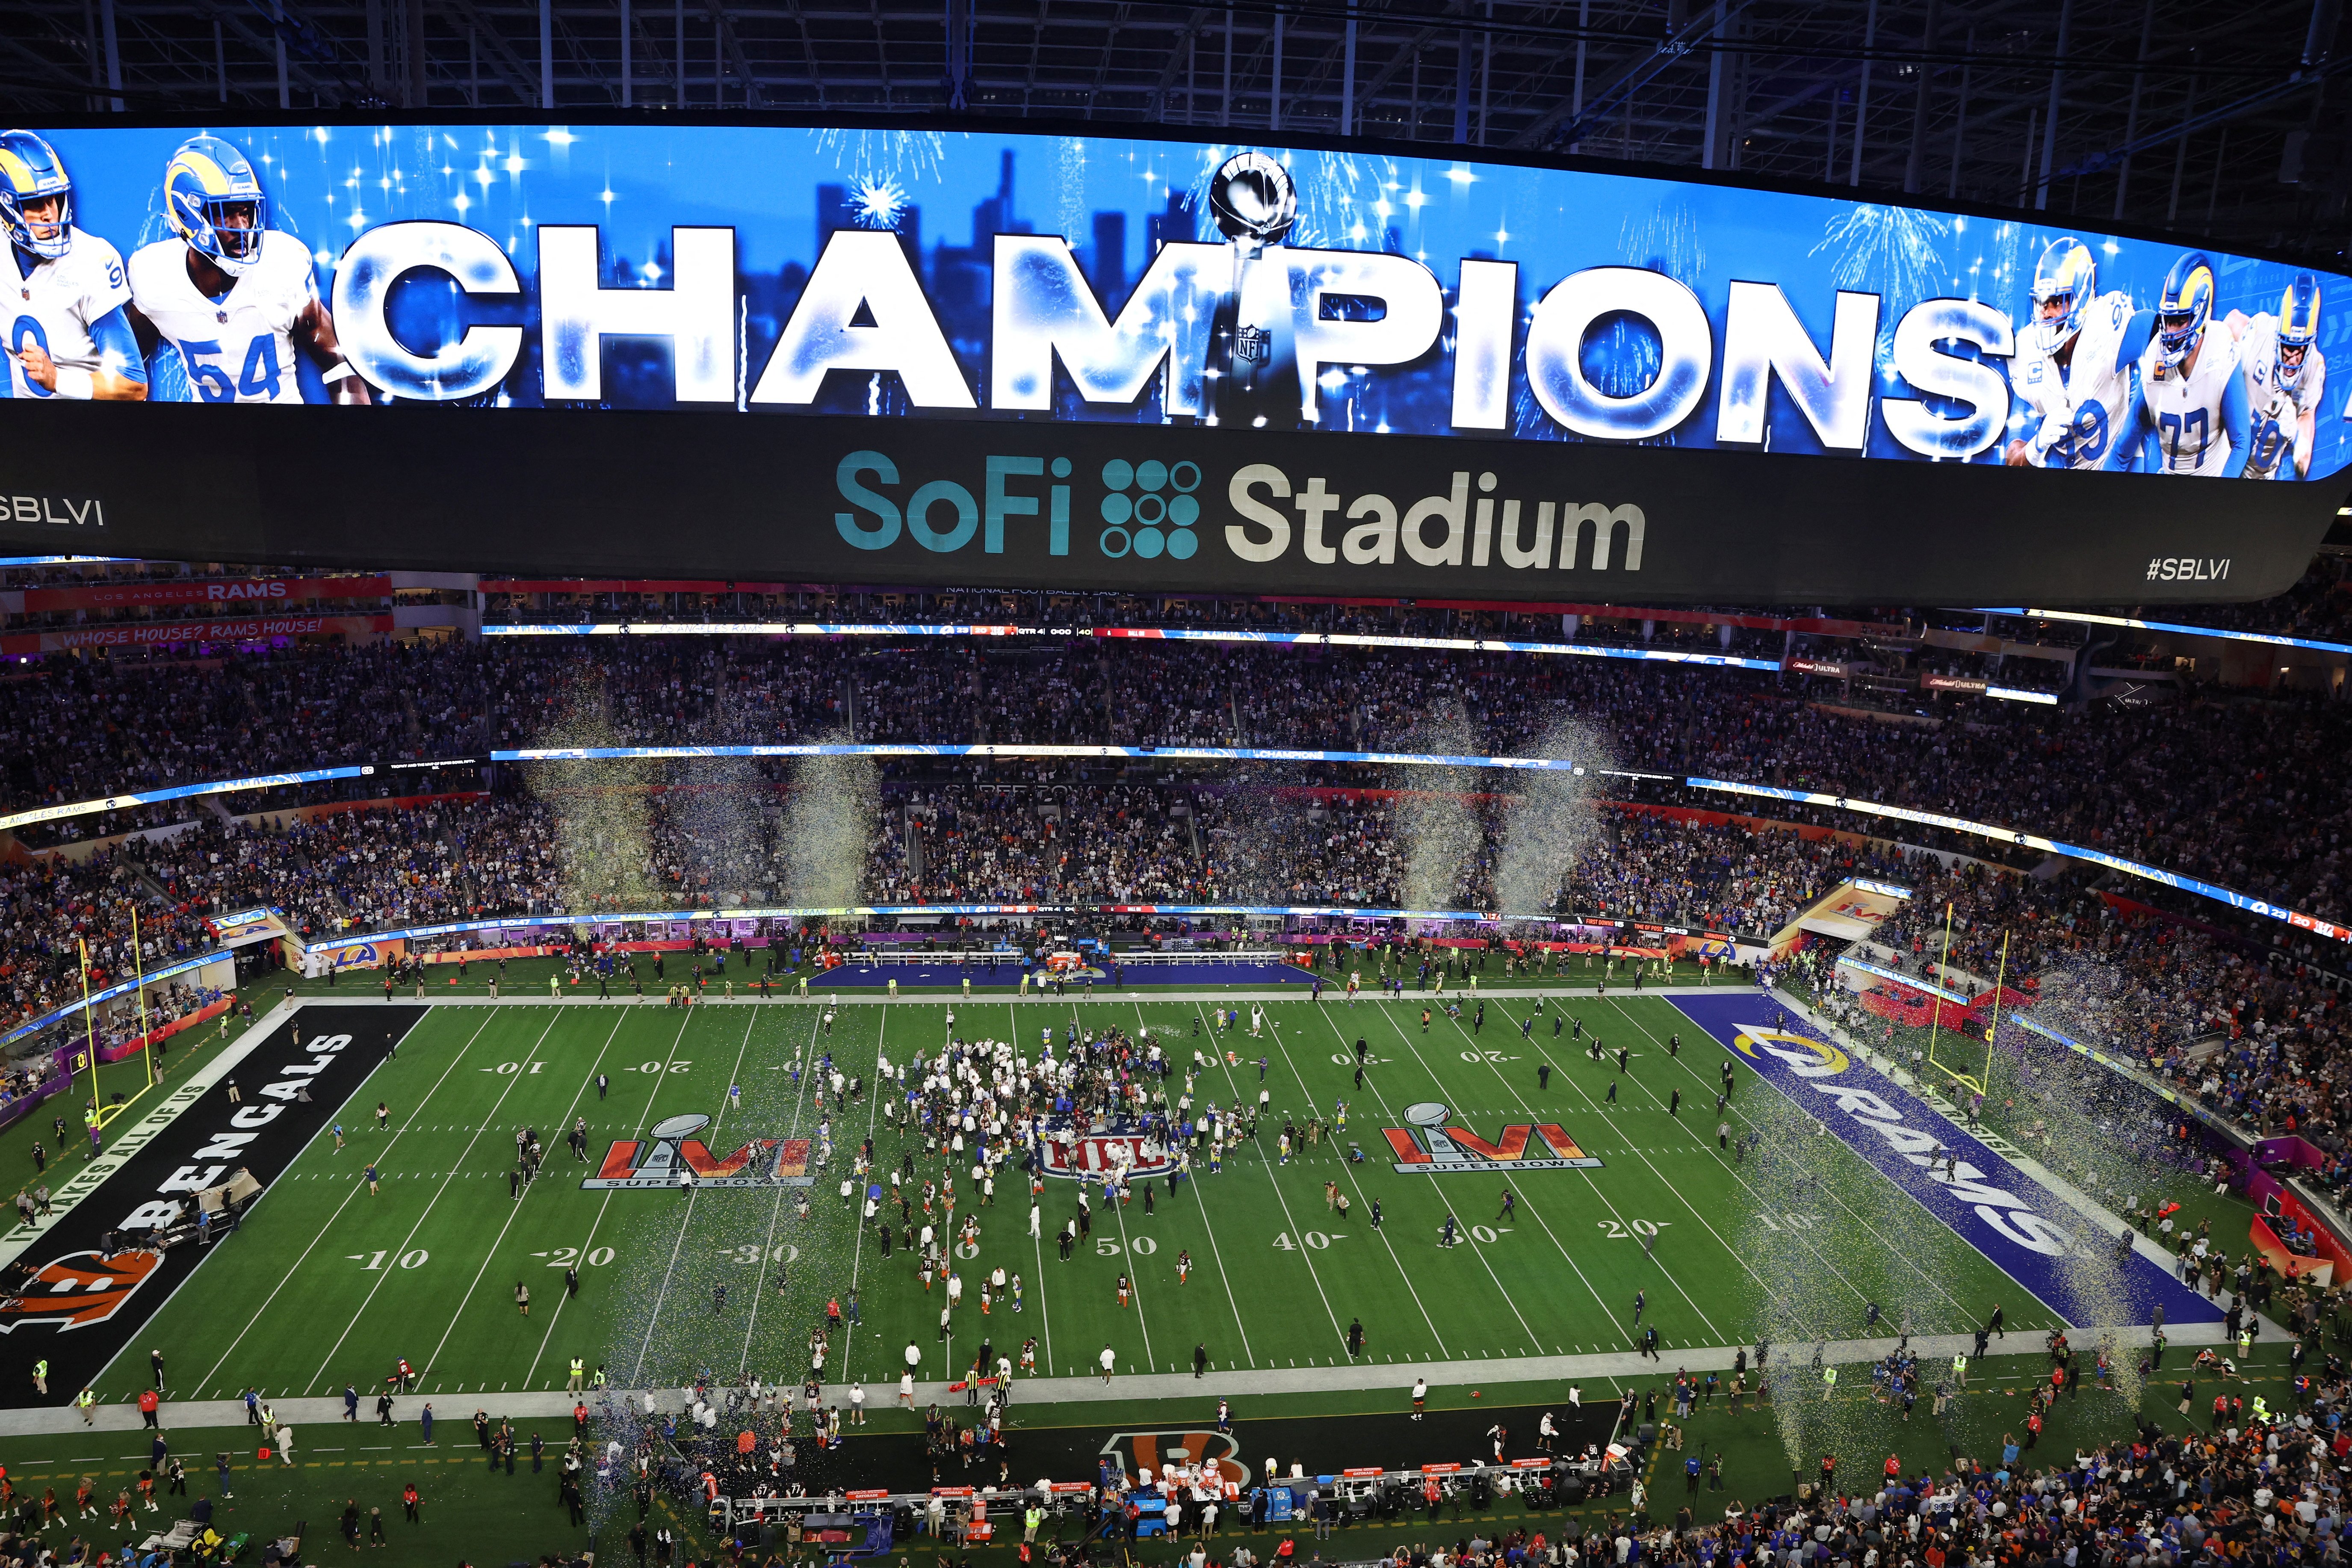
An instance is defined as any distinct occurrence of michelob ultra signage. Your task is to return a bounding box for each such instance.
[0,117,2338,602]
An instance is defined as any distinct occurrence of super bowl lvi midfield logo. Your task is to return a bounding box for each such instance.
[582,1113,814,1190]
[0,1248,163,1332]
[1382,1102,1604,1174]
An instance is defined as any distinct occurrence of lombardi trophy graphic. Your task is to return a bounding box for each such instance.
[1208,151,1300,429]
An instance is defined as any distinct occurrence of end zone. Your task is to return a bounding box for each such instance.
[1668,992,2222,1331]
[0,1006,428,1399]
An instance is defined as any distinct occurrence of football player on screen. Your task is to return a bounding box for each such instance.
[2004,237,2149,469]
[125,135,369,405]
[0,129,148,401]
[2101,251,2249,476]
[2221,274,2324,480]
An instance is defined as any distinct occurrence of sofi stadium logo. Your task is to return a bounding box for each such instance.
[833,448,1644,575]
[1383,1101,1603,1175]
[1097,458,1203,561]
[584,1112,815,1190]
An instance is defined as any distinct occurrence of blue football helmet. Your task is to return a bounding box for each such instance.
[2276,272,2321,390]
[2028,237,2097,355]
[163,135,268,276]
[0,129,74,262]
[2154,251,2216,372]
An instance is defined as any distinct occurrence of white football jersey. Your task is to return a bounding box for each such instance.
[2009,289,2139,470]
[2238,313,2327,480]
[0,227,134,399]
[128,228,316,404]
[2133,328,2242,476]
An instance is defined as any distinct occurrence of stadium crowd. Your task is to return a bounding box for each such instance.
[0,626,2340,1216]
[1,637,2346,934]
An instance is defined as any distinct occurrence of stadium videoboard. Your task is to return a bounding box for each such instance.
[0,117,2341,602]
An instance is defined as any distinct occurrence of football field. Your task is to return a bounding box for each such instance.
[92,988,2070,1408]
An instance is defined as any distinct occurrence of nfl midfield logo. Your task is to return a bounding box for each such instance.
[1383,1102,1604,1175]
[582,1112,814,1190]
[1038,1127,1178,1183]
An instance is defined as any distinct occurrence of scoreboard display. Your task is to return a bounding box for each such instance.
[0,117,2340,602]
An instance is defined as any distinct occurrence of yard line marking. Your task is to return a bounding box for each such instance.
[191,1009,486,1399]
[1190,1000,1345,1352]
[305,1009,569,1393]
[738,1005,832,1382]
[1567,1001,1896,1320]
[632,1180,703,1388]
[1433,997,1727,1339]
[1265,1008,1465,1355]
[1064,998,1156,1373]
[834,1004,889,1386]
[511,1010,658,1388]
[1609,996,1979,1330]
[1373,1001,1651,1344]
[1454,998,1781,1328]
[1128,1002,1254,1367]
[1012,1000,1054,1378]
[626,1008,765,1391]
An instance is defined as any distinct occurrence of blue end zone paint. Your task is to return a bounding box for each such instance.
[812,961,1315,989]
[1672,992,2223,1329]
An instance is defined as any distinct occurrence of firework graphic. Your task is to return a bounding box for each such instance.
[814,126,958,187]
[846,179,912,230]
[1809,204,1949,304]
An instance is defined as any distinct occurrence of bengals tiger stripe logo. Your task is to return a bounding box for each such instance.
[0,1249,163,1332]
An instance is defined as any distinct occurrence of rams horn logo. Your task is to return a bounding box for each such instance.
[1728,1028,1850,1078]
[0,1248,162,1332]
[1382,1102,1603,1175]
[582,1112,814,1190]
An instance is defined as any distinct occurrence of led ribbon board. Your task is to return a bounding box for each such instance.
[1687,776,2352,944]
[0,120,2336,602]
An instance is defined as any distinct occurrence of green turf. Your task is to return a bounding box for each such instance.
[98,989,2067,1414]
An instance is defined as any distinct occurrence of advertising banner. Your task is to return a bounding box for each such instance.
[1,575,392,612]
[0,613,392,654]
[0,118,2338,602]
